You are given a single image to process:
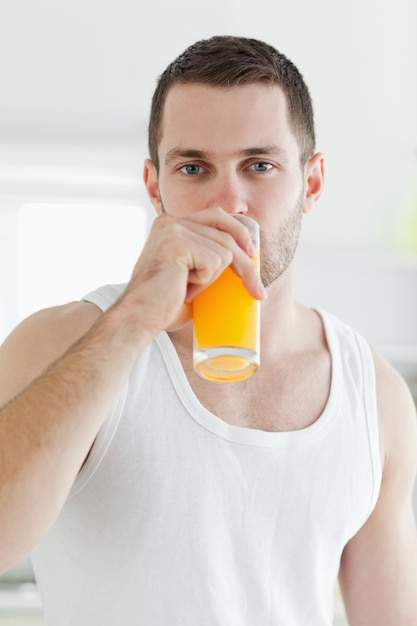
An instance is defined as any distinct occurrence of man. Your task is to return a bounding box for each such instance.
[0,36,416,625]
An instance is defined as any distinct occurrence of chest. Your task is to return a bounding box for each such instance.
[185,350,332,432]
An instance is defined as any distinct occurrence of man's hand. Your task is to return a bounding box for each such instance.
[119,208,266,335]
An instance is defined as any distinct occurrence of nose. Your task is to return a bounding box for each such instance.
[209,170,248,216]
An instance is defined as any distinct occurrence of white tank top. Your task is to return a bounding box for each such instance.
[31,283,381,626]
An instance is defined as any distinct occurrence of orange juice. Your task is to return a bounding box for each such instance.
[193,260,260,381]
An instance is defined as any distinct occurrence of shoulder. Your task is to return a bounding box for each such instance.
[339,349,417,621]
[373,350,417,486]
[0,301,102,406]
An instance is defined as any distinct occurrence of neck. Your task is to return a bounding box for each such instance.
[258,261,303,361]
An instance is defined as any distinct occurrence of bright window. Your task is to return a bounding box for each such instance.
[17,203,148,321]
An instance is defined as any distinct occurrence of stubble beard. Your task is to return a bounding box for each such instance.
[260,193,304,289]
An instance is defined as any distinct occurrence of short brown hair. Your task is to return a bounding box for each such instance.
[148,35,316,171]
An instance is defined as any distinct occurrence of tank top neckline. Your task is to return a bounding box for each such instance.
[155,308,343,449]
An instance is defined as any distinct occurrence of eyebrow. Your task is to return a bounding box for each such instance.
[164,145,290,166]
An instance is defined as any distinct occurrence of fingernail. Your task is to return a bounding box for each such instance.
[258,280,267,299]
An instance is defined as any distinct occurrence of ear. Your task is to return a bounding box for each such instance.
[143,158,163,215]
[302,152,325,214]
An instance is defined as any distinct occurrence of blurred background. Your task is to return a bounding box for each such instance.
[0,0,416,623]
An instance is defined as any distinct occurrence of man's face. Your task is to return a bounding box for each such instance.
[147,83,314,287]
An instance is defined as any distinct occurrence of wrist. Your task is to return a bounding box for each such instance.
[101,295,160,350]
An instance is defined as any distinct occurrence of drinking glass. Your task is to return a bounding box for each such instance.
[193,215,260,381]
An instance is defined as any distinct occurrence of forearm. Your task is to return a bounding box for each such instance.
[0,303,155,573]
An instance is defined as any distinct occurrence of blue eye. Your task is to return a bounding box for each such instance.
[250,162,273,172]
[181,164,203,175]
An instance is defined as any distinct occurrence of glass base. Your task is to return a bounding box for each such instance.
[193,348,259,382]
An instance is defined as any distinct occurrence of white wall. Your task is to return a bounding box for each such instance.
[1,0,416,252]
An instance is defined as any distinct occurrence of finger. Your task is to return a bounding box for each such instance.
[183,241,234,302]
[178,215,265,301]
[184,208,257,258]
[146,213,265,303]
[229,256,266,301]
[186,258,265,303]
[184,242,265,303]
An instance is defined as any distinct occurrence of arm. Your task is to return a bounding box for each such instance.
[0,301,154,573]
[339,352,417,625]
[0,208,265,573]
